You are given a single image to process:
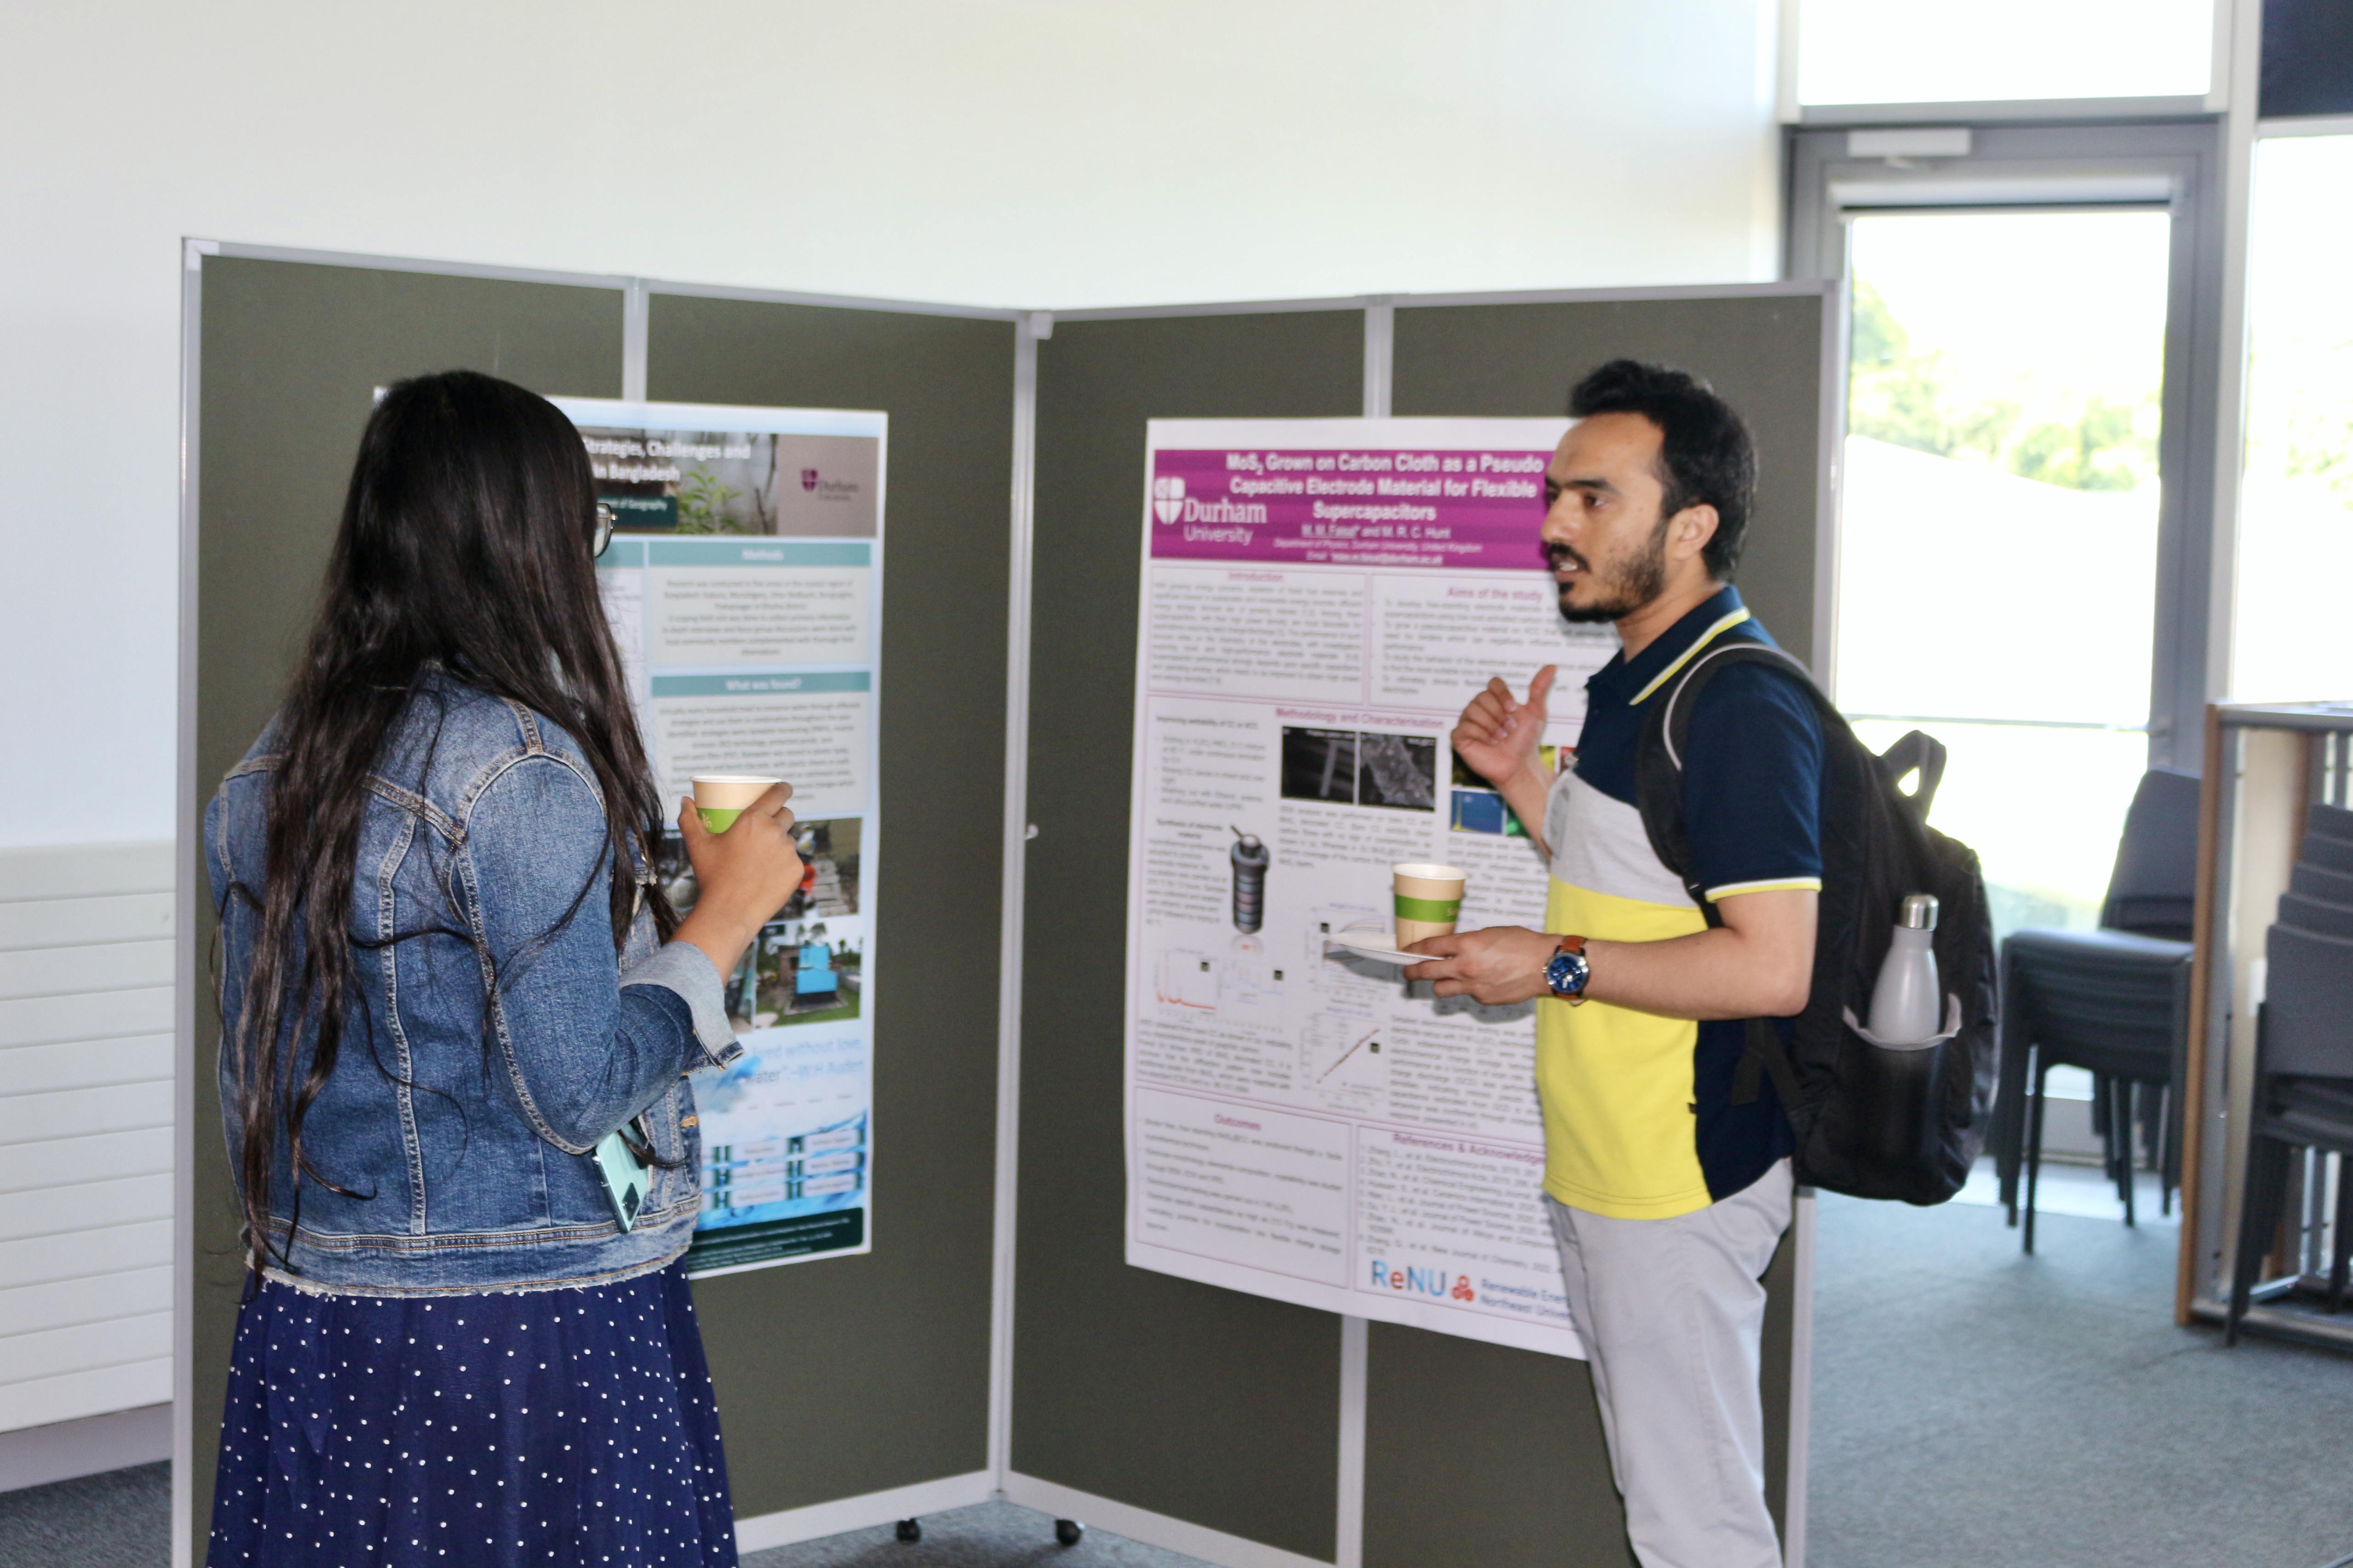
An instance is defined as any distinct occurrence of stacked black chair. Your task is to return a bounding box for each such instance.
[1995,769,2200,1253]
[2226,802,2353,1344]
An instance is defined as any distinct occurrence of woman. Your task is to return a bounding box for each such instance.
[204,370,802,1567]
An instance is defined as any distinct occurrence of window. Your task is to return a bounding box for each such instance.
[1799,0,2215,106]
[1836,209,2174,933]
[2230,133,2353,704]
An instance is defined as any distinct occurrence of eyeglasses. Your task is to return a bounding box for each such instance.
[591,502,615,560]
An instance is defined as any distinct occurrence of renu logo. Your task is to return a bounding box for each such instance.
[1152,475,1185,524]
[1369,1259,1474,1303]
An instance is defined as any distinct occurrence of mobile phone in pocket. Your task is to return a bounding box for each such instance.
[590,1116,655,1232]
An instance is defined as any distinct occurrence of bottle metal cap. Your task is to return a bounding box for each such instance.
[1901,893,1940,931]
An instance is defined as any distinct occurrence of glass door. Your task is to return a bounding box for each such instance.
[1835,207,2174,935]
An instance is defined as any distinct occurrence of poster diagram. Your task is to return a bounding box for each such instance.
[1123,417,1618,1357]
[556,397,884,1279]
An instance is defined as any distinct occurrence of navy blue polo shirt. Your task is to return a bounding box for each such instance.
[1533,585,1819,1217]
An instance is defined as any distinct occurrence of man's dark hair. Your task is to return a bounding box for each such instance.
[1567,360,1756,579]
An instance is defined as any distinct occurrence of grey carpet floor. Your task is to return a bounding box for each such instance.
[12,1179,2353,1567]
[0,1460,167,1567]
[1807,1180,2353,1568]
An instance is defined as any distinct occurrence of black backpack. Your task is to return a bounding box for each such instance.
[1634,641,1997,1205]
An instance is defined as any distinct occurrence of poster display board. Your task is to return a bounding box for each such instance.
[556,397,885,1277]
[1124,416,1620,1357]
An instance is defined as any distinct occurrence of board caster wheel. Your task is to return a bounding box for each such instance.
[896,1517,922,1543]
[1055,1517,1085,1546]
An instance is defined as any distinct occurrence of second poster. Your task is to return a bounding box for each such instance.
[560,396,885,1280]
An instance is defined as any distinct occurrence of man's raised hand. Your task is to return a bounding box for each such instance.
[1450,665,1557,791]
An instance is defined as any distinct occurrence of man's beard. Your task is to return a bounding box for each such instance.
[1550,521,1668,624]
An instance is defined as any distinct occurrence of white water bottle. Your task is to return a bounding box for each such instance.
[1866,893,1941,1047]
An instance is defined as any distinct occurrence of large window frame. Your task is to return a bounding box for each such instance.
[1786,120,2235,774]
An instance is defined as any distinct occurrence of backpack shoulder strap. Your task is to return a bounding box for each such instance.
[1663,641,1833,763]
[1633,638,1830,921]
[1632,639,1830,1118]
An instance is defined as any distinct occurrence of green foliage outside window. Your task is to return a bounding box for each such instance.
[2259,382,2353,504]
[1849,280,2159,493]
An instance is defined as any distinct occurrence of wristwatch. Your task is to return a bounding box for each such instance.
[1544,935,1590,1005]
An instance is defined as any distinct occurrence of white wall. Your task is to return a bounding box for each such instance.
[0,0,1779,849]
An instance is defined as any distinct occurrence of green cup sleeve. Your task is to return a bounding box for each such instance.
[1393,894,1463,921]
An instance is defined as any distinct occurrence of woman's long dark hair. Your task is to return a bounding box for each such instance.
[223,371,672,1274]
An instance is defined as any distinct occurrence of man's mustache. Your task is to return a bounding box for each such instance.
[1545,543,1588,574]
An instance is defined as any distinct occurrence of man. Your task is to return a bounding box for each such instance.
[1406,360,1821,1568]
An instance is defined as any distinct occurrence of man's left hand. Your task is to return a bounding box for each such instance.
[1401,926,1559,1005]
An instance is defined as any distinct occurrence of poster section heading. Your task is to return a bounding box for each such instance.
[1125,417,1623,1360]
[562,396,885,1278]
[1150,443,1552,570]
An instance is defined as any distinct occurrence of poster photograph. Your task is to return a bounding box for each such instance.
[1123,416,1617,1357]
[557,397,885,1278]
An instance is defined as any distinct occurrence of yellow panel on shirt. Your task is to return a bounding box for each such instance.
[1533,763,1808,1220]
[1537,875,1714,1219]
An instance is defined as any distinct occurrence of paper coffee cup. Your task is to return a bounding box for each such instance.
[692,774,782,834]
[1393,862,1466,949]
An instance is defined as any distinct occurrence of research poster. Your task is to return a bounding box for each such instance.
[556,397,884,1278]
[1124,417,1621,1357]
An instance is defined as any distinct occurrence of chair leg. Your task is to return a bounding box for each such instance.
[2104,1076,2128,1196]
[2004,1044,2033,1229]
[2159,1084,2176,1219]
[2229,1135,2290,1346]
[2094,1076,2120,1208]
[2024,1065,2048,1256]
[2128,1080,2143,1227]
[2331,1155,2353,1315]
[2116,1079,2138,1229]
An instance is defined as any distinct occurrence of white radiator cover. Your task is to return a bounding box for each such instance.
[0,841,174,1434]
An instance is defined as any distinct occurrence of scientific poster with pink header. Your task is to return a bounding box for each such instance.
[1122,417,1618,1358]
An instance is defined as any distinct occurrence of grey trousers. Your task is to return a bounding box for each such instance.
[1545,1160,1793,1568]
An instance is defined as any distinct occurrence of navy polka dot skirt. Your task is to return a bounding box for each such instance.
[207,1259,738,1567]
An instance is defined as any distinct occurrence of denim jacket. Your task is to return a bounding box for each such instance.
[205,673,740,1294]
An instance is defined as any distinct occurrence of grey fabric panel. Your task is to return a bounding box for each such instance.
[191,257,624,1553]
[1760,1220,1796,1539]
[645,295,1014,1513]
[1364,1226,1794,1568]
[1017,311,1364,1561]
[1362,1322,1637,1568]
[1392,295,1827,672]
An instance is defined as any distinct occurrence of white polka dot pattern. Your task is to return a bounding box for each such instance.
[206,1261,737,1566]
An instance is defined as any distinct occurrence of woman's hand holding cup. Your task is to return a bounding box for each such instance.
[673,774,803,982]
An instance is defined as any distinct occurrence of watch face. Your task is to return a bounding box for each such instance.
[1546,950,1587,998]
